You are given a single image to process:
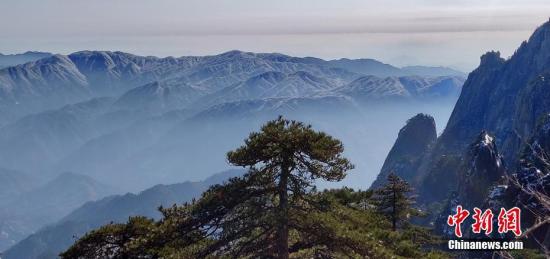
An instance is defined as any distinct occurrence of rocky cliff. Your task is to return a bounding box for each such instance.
[373,20,550,252]
[370,113,436,189]
[438,20,550,164]
[406,20,550,203]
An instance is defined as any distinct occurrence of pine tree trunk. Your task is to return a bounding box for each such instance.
[277,163,290,259]
[392,185,397,231]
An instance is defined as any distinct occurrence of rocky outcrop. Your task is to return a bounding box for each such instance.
[439,21,550,164]
[399,20,550,204]
[370,114,436,189]
[456,131,506,208]
[434,51,505,157]
[374,22,550,251]
[500,114,550,247]
[433,131,506,239]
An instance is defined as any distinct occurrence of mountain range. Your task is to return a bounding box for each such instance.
[0,50,465,183]
[0,50,464,124]
[0,49,465,256]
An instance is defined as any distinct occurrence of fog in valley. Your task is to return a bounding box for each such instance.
[0,49,463,253]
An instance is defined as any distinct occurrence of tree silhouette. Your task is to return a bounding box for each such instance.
[372,172,416,231]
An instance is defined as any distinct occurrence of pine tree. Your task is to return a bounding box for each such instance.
[223,116,354,258]
[372,172,416,231]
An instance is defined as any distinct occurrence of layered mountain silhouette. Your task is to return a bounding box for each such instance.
[0,172,116,251]
[326,58,464,77]
[0,51,52,69]
[0,50,464,181]
[2,170,243,259]
[0,49,465,256]
[0,168,39,205]
[0,50,463,125]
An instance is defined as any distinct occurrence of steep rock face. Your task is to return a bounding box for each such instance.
[371,22,550,245]
[405,21,550,203]
[456,131,506,209]
[434,51,505,157]
[512,71,550,159]
[434,131,506,238]
[373,21,550,250]
[370,114,436,189]
[501,114,550,246]
[438,21,550,163]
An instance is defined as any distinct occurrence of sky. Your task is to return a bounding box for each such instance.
[1,0,549,71]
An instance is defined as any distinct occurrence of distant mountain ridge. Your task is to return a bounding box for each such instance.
[0,172,116,252]
[2,169,243,259]
[0,51,52,69]
[333,75,463,101]
[327,58,464,77]
[0,50,465,175]
[0,168,40,205]
[0,50,464,124]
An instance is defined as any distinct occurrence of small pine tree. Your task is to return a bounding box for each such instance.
[372,172,416,231]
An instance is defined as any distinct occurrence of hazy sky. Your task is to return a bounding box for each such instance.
[1,0,549,71]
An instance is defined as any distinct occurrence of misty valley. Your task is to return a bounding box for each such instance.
[0,50,465,257]
[0,16,550,258]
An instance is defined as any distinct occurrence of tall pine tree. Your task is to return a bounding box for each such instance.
[224,116,354,258]
[372,172,416,231]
